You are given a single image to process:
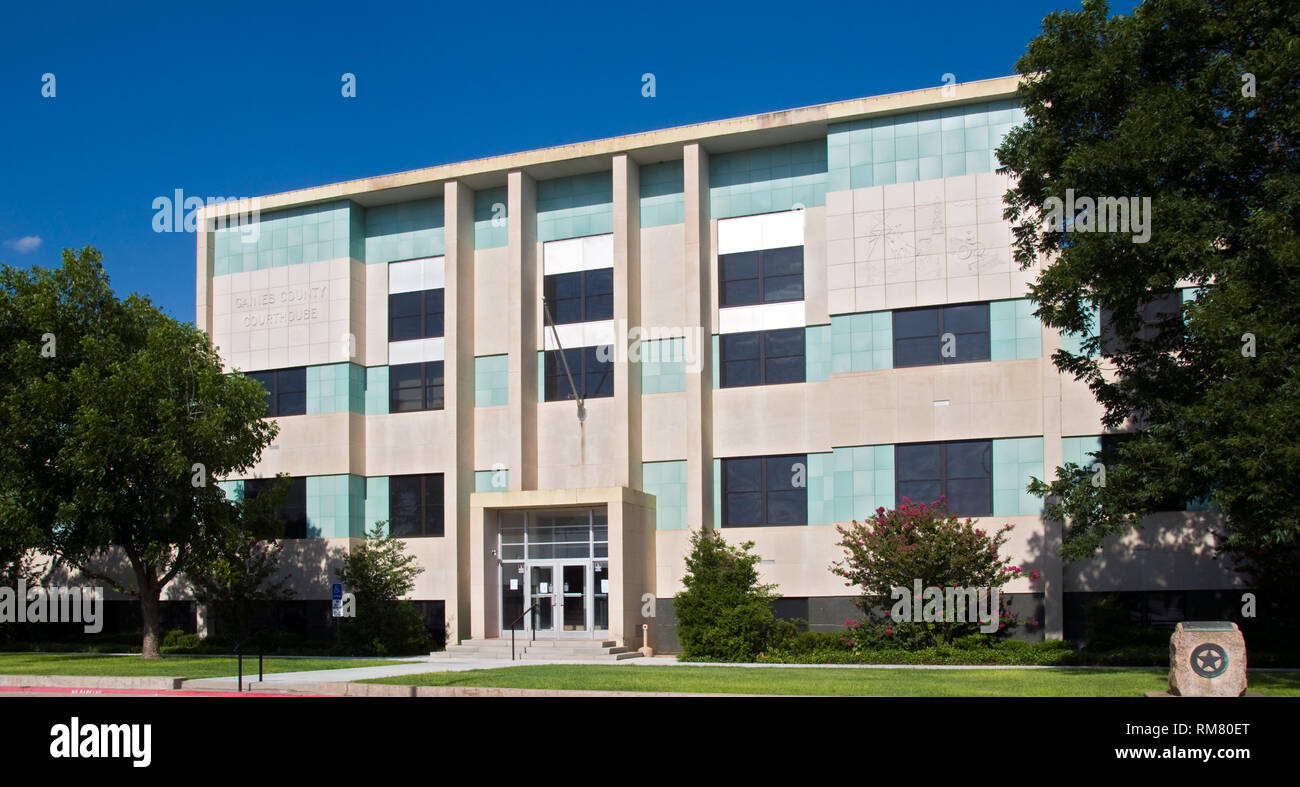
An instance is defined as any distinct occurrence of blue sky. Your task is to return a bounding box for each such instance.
[0,0,1136,321]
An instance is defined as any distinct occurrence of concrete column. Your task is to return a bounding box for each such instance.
[195,218,214,336]
[507,170,538,491]
[1041,319,1065,640]
[682,143,715,530]
[612,154,643,489]
[444,179,476,642]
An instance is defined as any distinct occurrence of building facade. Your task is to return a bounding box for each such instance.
[196,75,1243,650]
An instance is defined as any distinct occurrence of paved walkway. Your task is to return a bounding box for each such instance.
[181,654,1174,691]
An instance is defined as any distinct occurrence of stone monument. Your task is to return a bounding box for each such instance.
[1168,621,1247,697]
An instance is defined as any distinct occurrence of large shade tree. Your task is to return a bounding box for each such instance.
[998,0,1300,622]
[0,248,277,657]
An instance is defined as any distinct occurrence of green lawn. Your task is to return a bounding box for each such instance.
[366,664,1300,697]
[0,653,406,679]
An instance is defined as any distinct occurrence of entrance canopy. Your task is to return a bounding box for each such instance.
[469,486,656,646]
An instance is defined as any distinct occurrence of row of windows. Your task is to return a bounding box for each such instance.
[240,474,445,538]
[238,439,1192,536]
[718,442,994,527]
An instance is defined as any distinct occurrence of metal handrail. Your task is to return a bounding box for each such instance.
[509,604,539,661]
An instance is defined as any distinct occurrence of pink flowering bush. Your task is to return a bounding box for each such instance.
[830,497,1041,647]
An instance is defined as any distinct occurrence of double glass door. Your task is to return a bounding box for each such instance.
[527,563,589,635]
[499,507,610,638]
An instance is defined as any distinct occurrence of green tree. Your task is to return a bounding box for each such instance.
[673,529,782,662]
[997,1,1300,617]
[832,499,1037,646]
[337,523,432,655]
[0,248,277,658]
[186,477,297,644]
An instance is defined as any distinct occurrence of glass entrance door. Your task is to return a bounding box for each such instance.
[559,563,587,633]
[528,565,556,635]
[498,507,611,638]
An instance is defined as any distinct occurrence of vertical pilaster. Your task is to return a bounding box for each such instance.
[1042,321,1066,640]
[683,143,714,530]
[507,170,538,491]
[613,154,643,489]
[444,179,476,642]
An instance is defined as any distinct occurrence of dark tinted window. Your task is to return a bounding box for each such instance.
[1099,433,1184,511]
[243,477,308,538]
[895,440,992,517]
[1098,291,1181,356]
[719,245,804,307]
[721,453,808,527]
[720,328,805,388]
[544,268,614,325]
[543,345,614,401]
[247,368,306,417]
[892,303,990,367]
[389,474,444,537]
[389,361,444,412]
[389,289,444,342]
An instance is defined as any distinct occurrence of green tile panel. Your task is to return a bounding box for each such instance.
[364,198,444,264]
[992,437,1045,517]
[709,140,827,220]
[537,172,613,243]
[830,311,892,373]
[365,476,389,536]
[1058,302,1100,358]
[806,452,836,525]
[306,474,366,538]
[475,354,509,406]
[1060,436,1103,471]
[474,187,509,250]
[830,444,895,523]
[365,366,389,415]
[643,460,688,530]
[639,161,684,228]
[990,298,1043,361]
[213,201,362,276]
[805,325,832,382]
[827,99,1027,192]
[640,337,687,394]
[476,468,510,493]
[307,363,366,414]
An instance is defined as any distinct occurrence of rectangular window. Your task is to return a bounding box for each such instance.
[719,246,804,307]
[892,303,991,367]
[895,440,992,517]
[720,328,805,387]
[243,477,308,538]
[247,368,306,417]
[543,345,614,401]
[1099,291,1181,356]
[543,268,613,325]
[389,361,444,412]
[1099,433,1185,511]
[388,289,444,342]
[389,474,444,537]
[721,454,808,527]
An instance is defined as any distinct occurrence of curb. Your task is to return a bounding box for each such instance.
[0,674,186,690]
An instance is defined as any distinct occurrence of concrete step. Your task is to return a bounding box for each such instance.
[433,638,642,662]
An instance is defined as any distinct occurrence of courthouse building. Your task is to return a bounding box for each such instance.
[196,74,1242,650]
